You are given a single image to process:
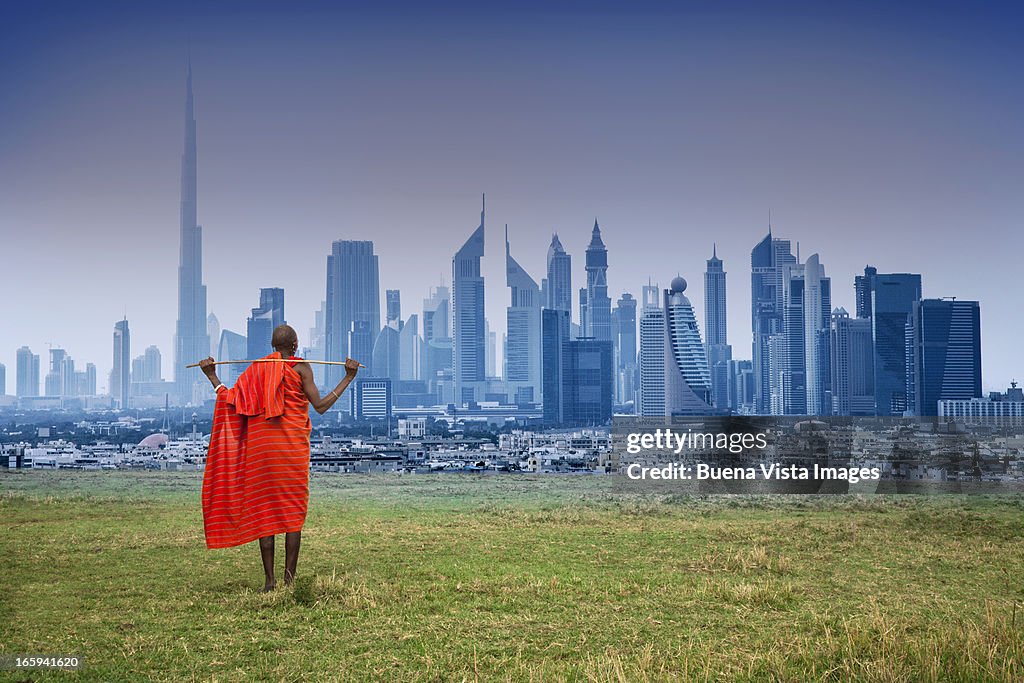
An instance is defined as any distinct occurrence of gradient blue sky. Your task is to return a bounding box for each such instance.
[1,1,1022,394]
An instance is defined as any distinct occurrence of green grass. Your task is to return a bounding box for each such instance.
[2,470,1023,681]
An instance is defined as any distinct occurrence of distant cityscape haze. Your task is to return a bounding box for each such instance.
[2,2,1022,394]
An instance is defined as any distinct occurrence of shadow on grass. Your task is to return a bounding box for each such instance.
[292,575,316,607]
[288,570,383,611]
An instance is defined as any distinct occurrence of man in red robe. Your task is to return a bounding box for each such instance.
[198,324,359,591]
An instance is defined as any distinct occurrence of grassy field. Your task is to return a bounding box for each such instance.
[2,470,1023,682]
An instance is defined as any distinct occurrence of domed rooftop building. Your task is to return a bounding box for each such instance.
[137,433,169,450]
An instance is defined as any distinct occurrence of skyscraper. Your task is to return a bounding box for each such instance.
[751,230,797,414]
[613,293,637,407]
[113,318,131,409]
[704,245,732,410]
[907,298,982,416]
[542,308,571,425]
[452,196,486,405]
[306,300,328,387]
[423,285,448,343]
[372,322,402,386]
[348,320,376,381]
[132,356,146,384]
[830,308,874,416]
[422,284,452,401]
[728,359,755,414]
[16,346,39,398]
[766,334,786,415]
[217,330,248,386]
[581,220,612,342]
[386,290,402,327]
[326,240,380,386]
[207,313,220,358]
[562,338,613,425]
[545,234,572,314]
[45,349,68,397]
[775,261,805,415]
[638,282,665,417]
[772,255,832,416]
[704,245,728,347]
[399,314,421,381]
[854,265,878,319]
[142,346,162,383]
[486,324,497,378]
[246,287,285,359]
[81,364,97,397]
[801,254,832,415]
[860,268,922,416]
[505,226,542,405]
[60,356,76,398]
[173,60,211,405]
[664,277,713,415]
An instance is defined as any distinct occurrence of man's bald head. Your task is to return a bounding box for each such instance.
[271,324,298,352]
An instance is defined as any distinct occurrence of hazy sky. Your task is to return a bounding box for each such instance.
[2,1,1022,394]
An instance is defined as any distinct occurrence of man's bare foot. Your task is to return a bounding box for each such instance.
[284,572,295,587]
[263,581,276,593]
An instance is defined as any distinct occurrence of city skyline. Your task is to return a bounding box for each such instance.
[2,2,1022,393]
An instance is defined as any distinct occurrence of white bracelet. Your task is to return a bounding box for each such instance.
[214,383,226,393]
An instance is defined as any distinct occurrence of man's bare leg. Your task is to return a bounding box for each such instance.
[259,535,276,591]
[284,531,301,585]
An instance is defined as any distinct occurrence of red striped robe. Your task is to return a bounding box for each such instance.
[202,352,312,549]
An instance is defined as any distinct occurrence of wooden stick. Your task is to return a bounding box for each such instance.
[187,358,365,369]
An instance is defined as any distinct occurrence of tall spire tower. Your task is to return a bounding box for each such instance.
[581,219,611,342]
[704,244,727,347]
[173,59,210,404]
[704,244,731,410]
[452,195,487,405]
[545,234,572,315]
